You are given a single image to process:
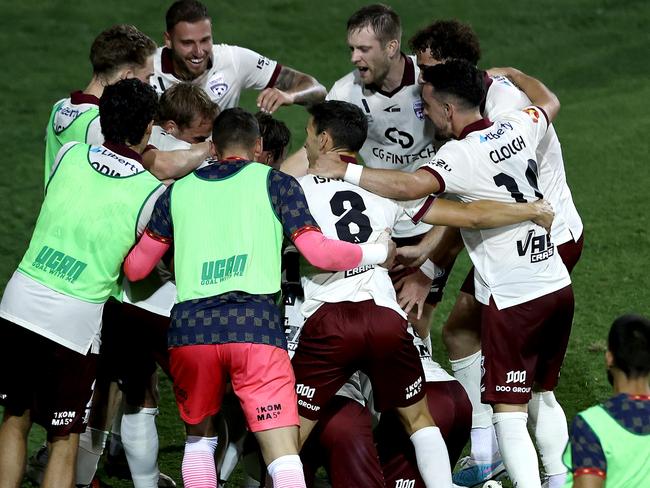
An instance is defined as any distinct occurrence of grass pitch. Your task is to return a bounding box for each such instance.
[0,0,648,486]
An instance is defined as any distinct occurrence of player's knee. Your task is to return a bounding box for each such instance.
[397,400,434,435]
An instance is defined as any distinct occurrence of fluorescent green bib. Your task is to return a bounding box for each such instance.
[44,99,100,188]
[171,162,283,301]
[563,403,650,487]
[20,143,162,303]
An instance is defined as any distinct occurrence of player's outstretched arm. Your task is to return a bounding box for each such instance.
[257,66,326,113]
[421,198,554,231]
[487,67,560,122]
[123,230,171,281]
[142,141,212,180]
[308,152,438,200]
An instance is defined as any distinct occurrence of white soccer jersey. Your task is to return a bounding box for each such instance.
[298,171,421,318]
[484,75,583,244]
[421,108,571,309]
[327,55,436,238]
[121,126,188,316]
[151,45,279,109]
[0,144,164,354]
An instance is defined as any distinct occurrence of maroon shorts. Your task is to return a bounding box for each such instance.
[376,380,472,487]
[300,396,384,488]
[98,300,171,406]
[292,300,425,420]
[557,233,584,274]
[481,285,574,405]
[392,234,452,304]
[0,318,97,438]
[169,343,298,431]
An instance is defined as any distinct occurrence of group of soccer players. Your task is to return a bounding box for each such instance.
[2,1,647,488]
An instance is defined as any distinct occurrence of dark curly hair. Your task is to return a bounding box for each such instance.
[90,24,156,76]
[100,79,158,146]
[308,101,368,153]
[421,59,485,110]
[409,20,481,65]
[255,112,291,164]
[609,314,650,379]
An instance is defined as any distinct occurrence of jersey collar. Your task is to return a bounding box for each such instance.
[70,91,100,106]
[458,117,493,140]
[103,142,143,165]
[339,154,358,165]
[365,53,415,98]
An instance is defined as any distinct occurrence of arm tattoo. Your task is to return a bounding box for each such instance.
[274,66,326,106]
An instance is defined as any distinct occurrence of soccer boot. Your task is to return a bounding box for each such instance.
[452,456,507,487]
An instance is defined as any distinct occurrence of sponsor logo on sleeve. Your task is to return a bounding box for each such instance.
[428,158,451,172]
[523,107,540,123]
[256,56,271,70]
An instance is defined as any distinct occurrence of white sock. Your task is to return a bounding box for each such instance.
[75,427,109,485]
[468,426,500,464]
[183,435,219,488]
[410,426,453,488]
[493,412,541,488]
[121,407,160,488]
[450,351,499,462]
[423,333,433,355]
[267,454,306,488]
[528,391,569,480]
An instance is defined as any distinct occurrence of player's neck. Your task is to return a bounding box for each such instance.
[380,55,405,93]
[614,375,650,396]
[452,109,483,139]
[84,76,106,99]
[219,148,254,161]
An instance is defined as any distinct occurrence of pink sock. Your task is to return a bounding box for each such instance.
[182,435,218,488]
[267,454,306,488]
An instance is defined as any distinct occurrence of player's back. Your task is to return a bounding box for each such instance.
[485,75,583,244]
[428,108,570,309]
[298,173,404,318]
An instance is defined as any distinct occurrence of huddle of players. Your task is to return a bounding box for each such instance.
[1,1,621,488]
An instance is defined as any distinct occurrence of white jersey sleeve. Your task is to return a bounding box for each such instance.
[297,174,405,318]
[230,45,278,90]
[87,117,104,145]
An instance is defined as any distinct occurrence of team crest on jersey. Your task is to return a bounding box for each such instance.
[413,100,425,120]
[208,74,229,99]
[523,107,541,123]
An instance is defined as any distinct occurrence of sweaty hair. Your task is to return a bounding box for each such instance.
[212,108,260,154]
[608,314,650,379]
[166,0,210,31]
[409,20,481,65]
[421,59,485,110]
[90,24,156,76]
[156,82,220,129]
[255,112,291,164]
[347,4,401,46]
[100,79,158,146]
[308,101,368,153]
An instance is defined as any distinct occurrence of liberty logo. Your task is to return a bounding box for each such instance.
[32,246,87,283]
[201,254,247,285]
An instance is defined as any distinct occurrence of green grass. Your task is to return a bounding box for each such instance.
[1,0,649,486]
